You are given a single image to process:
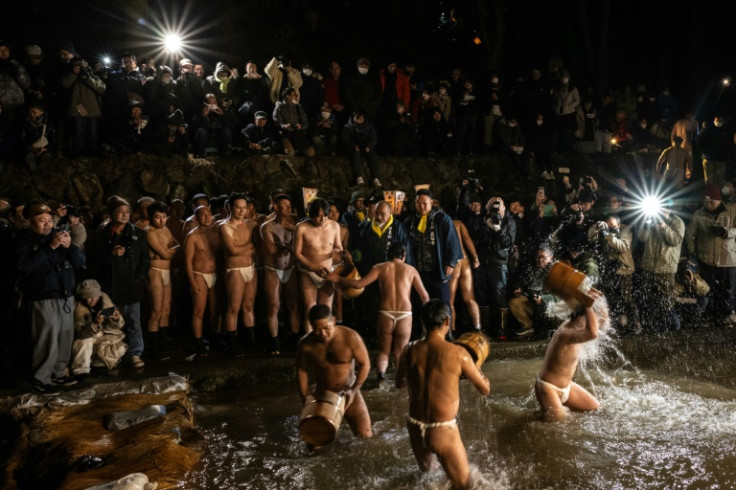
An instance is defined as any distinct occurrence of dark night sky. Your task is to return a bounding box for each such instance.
[2,0,735,117]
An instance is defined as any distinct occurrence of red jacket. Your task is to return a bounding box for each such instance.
[379,68,411,107]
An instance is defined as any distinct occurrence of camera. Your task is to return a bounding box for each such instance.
[56,223,70,233]
[489,202,502,225]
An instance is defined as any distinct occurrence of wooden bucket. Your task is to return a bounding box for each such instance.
[454,332,491,368]
[544,261,595,307]
[333,263,364,299]
[298,390,346,446]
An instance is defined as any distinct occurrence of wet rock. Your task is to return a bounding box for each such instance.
[140,169,170,198]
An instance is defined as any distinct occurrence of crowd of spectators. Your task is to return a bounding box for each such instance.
[3,37,736,393]
[0,39,694,186]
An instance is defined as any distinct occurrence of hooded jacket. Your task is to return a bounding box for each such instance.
[686,202,736,267]
[638,214,684,274]
[264,57,303,104]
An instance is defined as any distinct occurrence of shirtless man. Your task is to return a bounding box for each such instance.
[328,200,350,323]
[396,299,490,490]
[296,304,372,443]
[329,242,429,380]
[146,201,180,360]
[182,193,210,237]
[260,194,299,355]
[450,219,481,331]
[219,192,259,355]
[134,196,155,231]
[184,205,220,357]
[293,198,343,333]
[535,291,603,421]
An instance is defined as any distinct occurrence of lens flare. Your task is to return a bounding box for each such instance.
[163,33,183,53]
[637,194,664,221]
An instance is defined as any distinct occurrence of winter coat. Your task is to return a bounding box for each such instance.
[0,58,31,108]
[686,203,736,267]
[341,118,377,149]
[23,112,57,153]
[15,228,86,301]
[638,214,685,274]
[456,189,516,267]
[273,100,309,132]
[264,57,303,104]
[403,209,463,282]
[352,219,411,276]
[379,68,411,107]
[587,222,635,275]
[60,69,106,118]
[74,292,125,340]
[553,84,580,116]
[91,222,149,305]
[343,72,382,120]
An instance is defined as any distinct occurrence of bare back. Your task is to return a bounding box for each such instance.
[375,261,424,311]
[538,311,595,388]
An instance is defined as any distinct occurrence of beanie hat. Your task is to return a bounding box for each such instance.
[23,200,52,219]
[349,190,366,205]
[179,58,193,68]
[254,110,268,120]
[705,184,722,201]
[76,279,103,299]
[26,45,42,57]
[107,195,130,214]
[60,40,76,56]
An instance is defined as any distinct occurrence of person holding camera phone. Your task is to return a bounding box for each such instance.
[457,182,516,337]
[90,195,149,369]
[60,55,105,157]
[15,200,86,394]
[70,279,127,380]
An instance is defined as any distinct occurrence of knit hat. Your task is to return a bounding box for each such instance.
[705,184,722,201]
[107,195,130,214]
[179,58,193,68]
[59,40,76,56]
[159,65,173,76]
[23,200,52,219]
[254,111,268,120]
[356,57,371,67]
[26,45,42,57]
[76,279,102,300]
[349,190,366,205]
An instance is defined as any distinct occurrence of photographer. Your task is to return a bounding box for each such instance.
[189,93,234,158]
[457,181,516,337]
[60,55,106,157]
[15,201,86,394]
[685,185,736,327]
[70,279,127,380]
[508,244,557,338]
[588,215,641,334]
[0,41,31,161]
[89,195,149,369]
[273,86,315,157]
[637,198,684,331]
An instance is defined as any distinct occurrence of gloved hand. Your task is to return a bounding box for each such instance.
[712,225,728,238]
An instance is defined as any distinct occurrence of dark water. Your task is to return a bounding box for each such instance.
[183,351,736,489]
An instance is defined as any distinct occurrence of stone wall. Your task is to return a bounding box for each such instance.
[1,152,545,211]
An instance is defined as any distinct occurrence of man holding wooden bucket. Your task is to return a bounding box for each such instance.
[296,304,373,446]
[396,299,490,489]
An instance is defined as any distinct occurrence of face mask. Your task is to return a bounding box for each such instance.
[663,91,670,96]
[715,121,724,128]
[321,111,331,119]
[491,78,499,85]
[303,69,313,77]
[358,67,368,75]
[561,78,569,84]
[641,122,647,129]
[722,185,732,197]
[290,99,299,105]
[161,76,172,85]
[509,122,518,128]
[536,119,543,126]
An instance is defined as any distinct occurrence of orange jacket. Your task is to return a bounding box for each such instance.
[379,68,411,107]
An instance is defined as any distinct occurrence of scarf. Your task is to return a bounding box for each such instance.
[417,214,428,233]
[372,214,393,238]
[217,75,230,95]
[356,211,365,222]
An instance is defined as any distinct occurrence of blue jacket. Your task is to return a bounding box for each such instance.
[15,228,86,301]
[352,218,411,276]
[403,209,463,281]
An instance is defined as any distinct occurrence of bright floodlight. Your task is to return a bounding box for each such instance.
[163,33,183,53]
[723,77,731,87]
[103,56,111,65]
[640,194,663,219]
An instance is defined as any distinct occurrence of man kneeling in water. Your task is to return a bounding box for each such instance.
[536,290,603,421]
[396,299,490,490]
